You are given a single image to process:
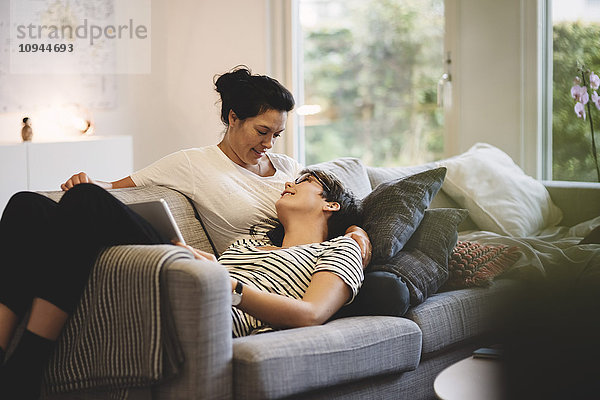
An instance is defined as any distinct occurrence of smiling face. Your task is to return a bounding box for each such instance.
[221,108,287,168]
[276,173,339,218]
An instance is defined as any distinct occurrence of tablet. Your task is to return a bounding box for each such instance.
[128,199,186,245]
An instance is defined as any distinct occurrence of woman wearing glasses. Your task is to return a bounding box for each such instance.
[218,169,363,337]
[0,168,363,396]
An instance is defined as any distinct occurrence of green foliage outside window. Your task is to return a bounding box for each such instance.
[553,22,600,182]
[300,0,444,167]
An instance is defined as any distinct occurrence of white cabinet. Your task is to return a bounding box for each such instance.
[0,136,133,213]
[0,144,29,209]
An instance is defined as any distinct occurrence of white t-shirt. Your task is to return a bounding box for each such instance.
[130,145,302,254]
[219,236,364,337]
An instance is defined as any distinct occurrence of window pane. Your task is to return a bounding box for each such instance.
[552,0,600,182]
[298,0,445,166]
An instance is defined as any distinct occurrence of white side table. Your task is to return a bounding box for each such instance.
[434,356,505,400]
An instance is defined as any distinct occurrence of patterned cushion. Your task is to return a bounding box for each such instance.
[442,241,520,289]
[361,167,447,263]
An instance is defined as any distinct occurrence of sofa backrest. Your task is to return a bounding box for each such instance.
[41,186,216,254]
[308,157,373,199]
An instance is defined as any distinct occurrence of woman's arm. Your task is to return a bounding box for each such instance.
[231,271,350,329]
[61,173,136,191]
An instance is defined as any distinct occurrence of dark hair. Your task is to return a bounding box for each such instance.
[261,168,361,246]
[214,65,295,125]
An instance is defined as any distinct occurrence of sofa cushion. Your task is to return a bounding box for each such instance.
[443,241,520,289]
[406,279,523,354]
[310,157,372,199]
[232,316,422,400]
[437,143,563,236]
[405,208,468,267]
[366,207,466,307]
[428,190,479,232]
[369,250,446,307]
[333,271,410,318]
[362,167,447,263]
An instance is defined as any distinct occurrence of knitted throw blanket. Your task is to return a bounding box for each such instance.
[445,240,520,289]
[42,245,189,399]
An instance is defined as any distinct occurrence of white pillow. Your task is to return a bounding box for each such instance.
[436,143,563,236]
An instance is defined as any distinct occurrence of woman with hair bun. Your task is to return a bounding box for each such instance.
[60,66,371,259]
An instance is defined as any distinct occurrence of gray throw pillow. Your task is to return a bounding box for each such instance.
[369,208,468,305]
[404,208,469,266]
[371,250,443,305]
[361,167,447,263]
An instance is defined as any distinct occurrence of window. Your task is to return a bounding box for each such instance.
[551,0,600,182]
[295,0,445,166]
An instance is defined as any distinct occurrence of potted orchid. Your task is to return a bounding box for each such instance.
[570,64,600,182]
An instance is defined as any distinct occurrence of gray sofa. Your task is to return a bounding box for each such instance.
[37,158,599,400]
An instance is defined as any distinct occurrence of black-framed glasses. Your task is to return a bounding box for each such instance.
[295,171,331,193]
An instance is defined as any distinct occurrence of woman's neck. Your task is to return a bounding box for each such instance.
[280,219,328,248]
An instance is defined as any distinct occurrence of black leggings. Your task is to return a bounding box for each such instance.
[0,184,169,319]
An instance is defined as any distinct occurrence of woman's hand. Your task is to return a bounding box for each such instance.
[344,225,372,268]
[172,241,217,262]
[61,173,135,191]
[61,172,98,191]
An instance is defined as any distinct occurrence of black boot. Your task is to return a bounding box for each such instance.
[0,330,55,399]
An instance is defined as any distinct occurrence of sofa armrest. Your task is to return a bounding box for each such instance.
[154,257,233,400]
[41,245,232,399]
[543,181,600,226]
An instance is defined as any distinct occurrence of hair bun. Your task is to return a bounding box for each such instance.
[214,65,295,125]
[214,65,252,95]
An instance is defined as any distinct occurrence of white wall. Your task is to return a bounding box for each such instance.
[0,0,270,174]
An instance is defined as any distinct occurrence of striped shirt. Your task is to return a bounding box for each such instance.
[218,236,364,337]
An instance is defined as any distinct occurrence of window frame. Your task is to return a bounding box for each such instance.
[283,0,453,167]
[519,0,550,181]
[273,1,557,178]
[273,0,558,176]
[529,0,598,182]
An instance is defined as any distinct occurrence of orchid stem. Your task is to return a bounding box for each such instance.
[581,70,600,182]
